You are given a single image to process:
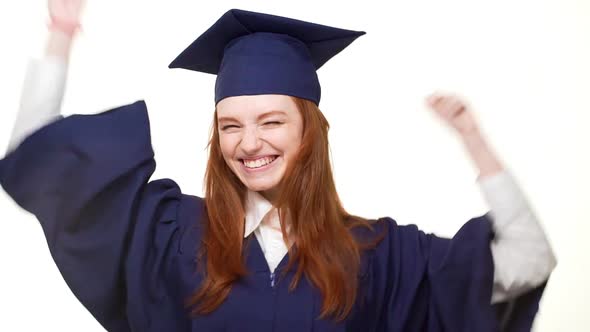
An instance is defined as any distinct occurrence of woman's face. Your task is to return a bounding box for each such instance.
[216,94,303,201]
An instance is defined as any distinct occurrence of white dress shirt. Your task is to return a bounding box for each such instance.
[7,57,556,304]
[244,190,291,273]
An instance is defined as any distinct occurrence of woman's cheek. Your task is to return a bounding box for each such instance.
[267,129,296,147]
[219,135,237,156]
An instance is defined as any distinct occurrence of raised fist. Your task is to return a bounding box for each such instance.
[48,0,85,25]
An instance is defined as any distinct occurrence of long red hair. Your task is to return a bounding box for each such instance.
[187,96,376,321]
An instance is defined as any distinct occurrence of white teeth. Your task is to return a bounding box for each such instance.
[243,156,276,169]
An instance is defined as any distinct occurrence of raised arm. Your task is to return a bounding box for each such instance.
[426,93,557,303]
[6,0,84,153]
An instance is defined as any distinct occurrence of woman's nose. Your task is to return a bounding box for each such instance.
[240,128,263,154]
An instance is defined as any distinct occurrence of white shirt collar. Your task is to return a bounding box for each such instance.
[244,190,275,238]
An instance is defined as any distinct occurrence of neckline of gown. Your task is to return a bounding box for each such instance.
[245,233,292,274]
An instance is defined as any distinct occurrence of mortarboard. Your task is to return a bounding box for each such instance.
[168,9,365,105]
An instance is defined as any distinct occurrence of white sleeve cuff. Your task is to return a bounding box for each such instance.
[477,170,528,232]
[6,57,68,153]
[477,170,557,303]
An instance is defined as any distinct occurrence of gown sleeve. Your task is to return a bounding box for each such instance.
[0,100,189,332]
[364,215,547,332]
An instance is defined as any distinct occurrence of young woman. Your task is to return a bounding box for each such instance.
[0,1,555,331]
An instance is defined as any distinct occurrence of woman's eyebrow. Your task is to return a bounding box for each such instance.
[218,110,287,123]
[258,110,287,120]
[217,116,239,123]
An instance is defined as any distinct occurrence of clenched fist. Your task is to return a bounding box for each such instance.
[48,0,85,26]
[426,94,479,137]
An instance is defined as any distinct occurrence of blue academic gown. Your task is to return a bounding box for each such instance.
[0,101,545,331]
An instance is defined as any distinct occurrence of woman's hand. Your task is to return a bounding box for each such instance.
[425,93,504,179]
[426,93,479,137]
[48,0,85,26]
[45,0,85,58]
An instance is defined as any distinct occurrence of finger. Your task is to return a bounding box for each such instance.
[437,94,457,109]
[49,1,67,18]
[434,97,455,117]
[441,98,462,117]
[450,102,467,118]
[66,0,83,14]
[425,93,445,108]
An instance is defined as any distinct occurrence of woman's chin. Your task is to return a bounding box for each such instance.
[244,181,279,193]
[237,167,284,194]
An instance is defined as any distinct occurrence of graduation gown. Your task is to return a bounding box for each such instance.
[0,101,546,331]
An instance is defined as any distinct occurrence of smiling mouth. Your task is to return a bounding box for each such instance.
[240,155,278,169]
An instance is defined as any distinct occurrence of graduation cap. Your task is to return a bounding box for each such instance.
[169,9,365,105]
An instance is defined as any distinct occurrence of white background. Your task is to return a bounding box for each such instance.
[0,0,588,330]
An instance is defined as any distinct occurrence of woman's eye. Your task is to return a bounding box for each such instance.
[221,125,239,130]
[264,121,283,126]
